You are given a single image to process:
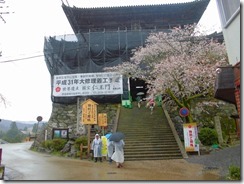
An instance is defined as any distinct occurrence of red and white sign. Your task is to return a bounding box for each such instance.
[183,123,199,152]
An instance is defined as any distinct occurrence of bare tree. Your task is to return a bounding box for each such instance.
[0,93,7,107]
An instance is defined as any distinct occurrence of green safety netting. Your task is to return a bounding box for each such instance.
[44,30,161,104]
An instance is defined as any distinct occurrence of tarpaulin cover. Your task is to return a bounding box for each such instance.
[44,30,159,104]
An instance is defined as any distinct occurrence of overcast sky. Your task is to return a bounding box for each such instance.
[0,0,222,122]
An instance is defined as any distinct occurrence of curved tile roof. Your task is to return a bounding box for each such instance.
[62,0,210,33]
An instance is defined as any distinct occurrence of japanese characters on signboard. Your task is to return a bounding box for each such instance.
[53,72,123,97]
[81,99,98,125]
[183,123,199,152]
[98,113,107,127]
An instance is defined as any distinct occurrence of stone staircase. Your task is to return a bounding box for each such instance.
[117,102,183,161]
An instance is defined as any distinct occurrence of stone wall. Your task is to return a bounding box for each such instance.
[47,103,83,140]
[32,101,119,149]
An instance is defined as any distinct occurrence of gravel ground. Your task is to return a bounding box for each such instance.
[185,144,241,179]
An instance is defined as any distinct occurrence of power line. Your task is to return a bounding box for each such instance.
[0,33,89,64]
[0,54,44,63]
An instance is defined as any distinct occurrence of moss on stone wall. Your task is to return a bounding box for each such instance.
[31,102,119,152]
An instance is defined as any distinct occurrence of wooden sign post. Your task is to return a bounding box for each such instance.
[81,99,98,159]
[98,113,108,135]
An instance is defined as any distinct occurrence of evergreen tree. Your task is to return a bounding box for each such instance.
[0,130,5,139]
[32,123,38,133]
[4,121,25,143]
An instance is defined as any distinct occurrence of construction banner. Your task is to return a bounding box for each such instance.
[53,72,123,97]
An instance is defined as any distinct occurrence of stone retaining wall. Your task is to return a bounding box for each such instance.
[32,102,119,149]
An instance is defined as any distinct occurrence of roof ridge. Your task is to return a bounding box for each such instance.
[65,0,209,9]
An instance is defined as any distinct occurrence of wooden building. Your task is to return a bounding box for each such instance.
[44,0,210,104]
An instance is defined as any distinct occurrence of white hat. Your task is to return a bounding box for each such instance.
[95,134,99,136]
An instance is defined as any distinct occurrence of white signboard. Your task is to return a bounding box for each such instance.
[53,72,123,97]
[183,123,200,153]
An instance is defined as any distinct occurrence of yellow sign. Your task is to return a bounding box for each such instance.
[81,99,98,125]
[98,113,107,127]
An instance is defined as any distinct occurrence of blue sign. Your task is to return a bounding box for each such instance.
[179,107,189,117]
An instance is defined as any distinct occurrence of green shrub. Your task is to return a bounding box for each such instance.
[198,127,218,146]
[41,140,53,150]
[74,136,88,150]
[42,139,68,151]
[52,139,68,151]
[227,165,240,180]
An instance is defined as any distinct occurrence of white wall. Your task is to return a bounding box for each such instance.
[222,13,240,65]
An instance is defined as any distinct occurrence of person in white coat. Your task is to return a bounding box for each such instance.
[107,138,114,164]
[111,139,125,168]
[91,134,102,162]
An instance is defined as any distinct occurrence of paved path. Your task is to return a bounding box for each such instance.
[186,144,241,179]
[0,142,227,181]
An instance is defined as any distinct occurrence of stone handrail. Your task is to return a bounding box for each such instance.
[162,104,188,159]
[113,104,121,132]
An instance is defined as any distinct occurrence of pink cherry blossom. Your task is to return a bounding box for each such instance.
[104,24,229,122]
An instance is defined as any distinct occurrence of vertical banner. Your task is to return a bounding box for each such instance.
[81,99,98,125]
[183,123,200,153]
[98,113,108,127]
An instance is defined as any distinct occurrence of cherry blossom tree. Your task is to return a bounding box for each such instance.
[104,24,229,122]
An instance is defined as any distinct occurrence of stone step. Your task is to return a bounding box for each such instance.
[122,132,173,136]
[120,128,172,131]
[124,146,180,151]
[125,138,175,142]
[124,133,175,137]
[124,153,183,160]
[122,131,173,134]
[125,144,178,149]
[120,125,169,127]
[118,102,183,161]
[125,149,181,155]
[125,139,177,143]
[125,136,173,139]
[125,156,182,161]
[125,140,176,144]
[120,128,171,131]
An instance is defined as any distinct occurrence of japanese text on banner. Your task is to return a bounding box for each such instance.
[53,72,123,97]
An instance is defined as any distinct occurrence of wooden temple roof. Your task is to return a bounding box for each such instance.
[62,0,210,33]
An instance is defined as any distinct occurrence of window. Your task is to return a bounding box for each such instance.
[216,0,240,28]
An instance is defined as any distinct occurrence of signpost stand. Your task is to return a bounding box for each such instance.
[36,116,43,135]
[87,125,91,159]
[81,99,98,159]
[180,108,200,156]
[76,97,80,134]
